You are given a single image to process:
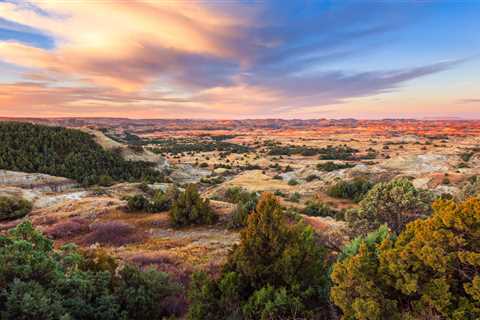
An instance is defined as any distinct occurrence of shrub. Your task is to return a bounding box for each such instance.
[288,192,301,203]
[273,190,286,197]
[126,186,178,213]
[331,198,480,319]
[224,187,257,204]
[188,193,330,319]
[98,174,114,187]
[0,221,181,320]
[148,189,176,212]
[126,194,150,212]
[116,264,182,319]
[306,174,319,182]
[460,151,475,162]
[287,178,299,186]
[45,217,90,239]
[316,161,354,172]
[345,178,433,235]
[303,200,336,218]
[326,178,373,202]
[82,221,146,246]
[459,176,480,200]
[0,196,32,221]
[169,184,217,227]
[228,190,259,229]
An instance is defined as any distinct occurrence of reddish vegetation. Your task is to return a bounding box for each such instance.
[45,217,90,239]
[81,221,147,246]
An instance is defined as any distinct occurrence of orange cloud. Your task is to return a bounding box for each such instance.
[0,0,249,90]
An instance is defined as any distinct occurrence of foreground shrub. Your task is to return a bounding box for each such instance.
[0,221,181,320]
[326,178,373,202]
[170,184,217,227]
[345,178,433,235]
[188,193,330,319]
[0,196,32,221]
[331,198,480,319]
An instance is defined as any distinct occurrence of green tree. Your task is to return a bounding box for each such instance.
[188,193,330,319]
[331,198,480,319]
[326,178,373,202]
[345,178,433,235]
[0,196,32,221]
[0,221,181,320]
[170,184,217,227]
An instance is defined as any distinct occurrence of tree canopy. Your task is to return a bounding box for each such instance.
[188,193,330,319]
[331,198,480,320]
[0,221,181,320]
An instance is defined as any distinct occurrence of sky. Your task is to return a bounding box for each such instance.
[0,0,479,119]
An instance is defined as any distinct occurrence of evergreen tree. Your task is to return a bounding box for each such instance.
[169,184,217,227]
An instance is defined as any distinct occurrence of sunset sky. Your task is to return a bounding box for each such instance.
[0,0,479,119]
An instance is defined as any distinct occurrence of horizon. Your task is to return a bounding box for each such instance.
[0,1,479,119]
[0,116,478,122]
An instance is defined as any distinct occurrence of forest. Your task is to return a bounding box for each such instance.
[0,122,164,185]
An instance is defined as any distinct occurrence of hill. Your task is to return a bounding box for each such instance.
[0,122,164,185]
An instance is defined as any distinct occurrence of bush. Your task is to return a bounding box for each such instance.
[98,174,114,187]
[331,198,480,319]
[306,174,319,182]
[0,221,181,320]
[326,178,373,202]
[287,178,299,186]
[316,161,354,172]
[188,193,330,319]
[0,196,32,221]
[227,189,259,229]
[345,178,433,235]
[224,187,257,204]
[82,221,146,246]
[303,200,336,218]
[148,188,177,212]
[169,184,217,227]
[126,194,150,212]
[45,217,90,239]
[126,186,178,213]
[288,192,301,203]
[459,176,480,200]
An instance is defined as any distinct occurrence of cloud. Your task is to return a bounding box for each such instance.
[0,0,471,118]
[461,99,480,104]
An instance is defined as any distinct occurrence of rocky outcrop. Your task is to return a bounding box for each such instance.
[380,154,454,175]
[0,170,78,192]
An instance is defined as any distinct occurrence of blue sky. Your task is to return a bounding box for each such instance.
[0,0,478,118]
